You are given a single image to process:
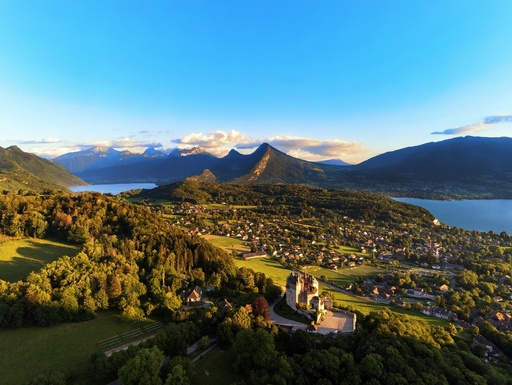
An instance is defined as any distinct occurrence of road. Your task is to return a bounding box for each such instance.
[268,297,307,329]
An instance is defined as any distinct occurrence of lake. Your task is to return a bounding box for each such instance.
[394,198,512,234]
[70,183,158,195]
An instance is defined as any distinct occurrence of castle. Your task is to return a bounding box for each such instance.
[286,270,332,311]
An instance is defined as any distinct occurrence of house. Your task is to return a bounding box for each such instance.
[438,284,449,292]
[413,287,426,296]
[180,286,202,304]
[432,307,457,321]
[217,298,233,314]
[242,250,267,260]
[473,335,502,358]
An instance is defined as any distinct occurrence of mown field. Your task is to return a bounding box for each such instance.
[235,256,291,285]
[0,311,158,385]
[0,237,79,282]
[202,234,251,256]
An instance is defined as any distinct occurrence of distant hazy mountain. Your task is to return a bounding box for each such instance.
[0,146,85,191]
[74,148,219,185]
[169,147,210,157]
[316,159,351,166]
[53,146,166,173]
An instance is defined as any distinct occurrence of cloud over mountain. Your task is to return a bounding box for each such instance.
[432,114,512,135]
[173,130,252,149]
[172,130,365,160]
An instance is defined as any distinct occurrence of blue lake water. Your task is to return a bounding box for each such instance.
[394,198,512,234]
[70,183,158,195]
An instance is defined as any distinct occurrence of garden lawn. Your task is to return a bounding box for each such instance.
[0,311,157,385]
[0,237,79,282]
[195,348,240,385]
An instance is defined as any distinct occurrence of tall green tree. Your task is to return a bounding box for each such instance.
[118,346,164,385]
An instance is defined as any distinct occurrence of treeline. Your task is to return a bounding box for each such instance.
[134,181,435,226]
[230,308,512,385]
[0,190,236,327]
[84,307,512,385]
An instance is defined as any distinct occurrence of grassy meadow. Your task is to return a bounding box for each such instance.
[0,311,158,385]
[235,256,291,286]
[202,234,251,256]
[0,237,79,282]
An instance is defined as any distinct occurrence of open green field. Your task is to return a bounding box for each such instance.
[195,348,240,385]
[0,237,79,282]
[332,244,368,256]
[306,264,384,288]
[0,311,159,385]
[235,257,291,285]
[202,234,251,256]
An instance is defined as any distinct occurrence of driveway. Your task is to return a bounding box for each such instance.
[269,296,308,330]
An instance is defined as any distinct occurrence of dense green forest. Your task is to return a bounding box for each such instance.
[0,189,235,327]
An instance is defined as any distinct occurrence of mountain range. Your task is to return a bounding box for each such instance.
[3,136,512,198]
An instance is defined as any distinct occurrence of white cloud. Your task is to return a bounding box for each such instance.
[173,130,253,149]
[432,114,512,135]
[264,136,365,160]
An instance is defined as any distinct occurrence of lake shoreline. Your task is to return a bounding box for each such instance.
[394,197,512,234]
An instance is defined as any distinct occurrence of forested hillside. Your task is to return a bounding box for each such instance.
[135,180,435,226]
[0,190,235,327]
[0,146,85,192]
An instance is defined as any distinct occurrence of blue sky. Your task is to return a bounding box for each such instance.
[1,1,512,163]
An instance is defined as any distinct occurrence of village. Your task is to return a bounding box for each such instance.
[164,201,512,358]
